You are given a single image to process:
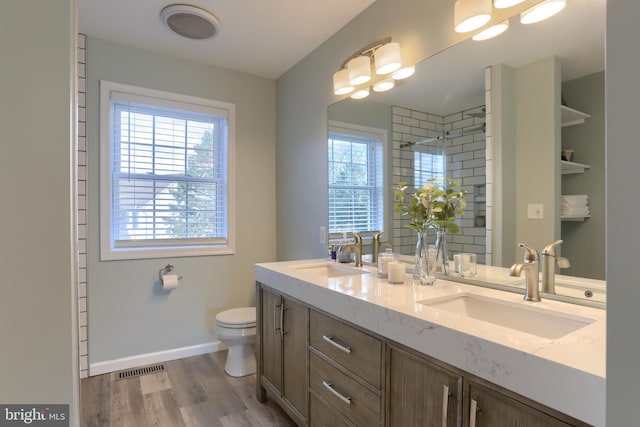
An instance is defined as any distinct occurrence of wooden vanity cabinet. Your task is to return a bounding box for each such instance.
[463,377,591,427]
[256,282,592,427]
[308,310,384,427]
[387,345,463,426]
[256,284,309,425]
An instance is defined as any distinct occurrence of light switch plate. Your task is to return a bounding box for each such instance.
[527,203,544,219]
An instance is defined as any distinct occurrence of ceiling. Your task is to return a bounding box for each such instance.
[361,0,605,116]
[78,0,375,79]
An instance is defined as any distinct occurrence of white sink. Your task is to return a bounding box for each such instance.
[293,262,371,278]
[418,293,595,339]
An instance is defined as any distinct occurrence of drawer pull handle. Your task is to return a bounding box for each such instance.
[322,335,352,354]
[469,398,479,427]
[442,384,450,427]
[322,381,352,405]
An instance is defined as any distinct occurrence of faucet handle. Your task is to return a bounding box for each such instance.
[542,239,563,256]
[518,243,539,263]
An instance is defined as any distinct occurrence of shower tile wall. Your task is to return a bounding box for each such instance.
[77,33,88,379]
[392,105,486,264]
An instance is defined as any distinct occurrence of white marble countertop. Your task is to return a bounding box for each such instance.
[255,259,605,426]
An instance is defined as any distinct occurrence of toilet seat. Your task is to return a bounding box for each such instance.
[216,307,256,329]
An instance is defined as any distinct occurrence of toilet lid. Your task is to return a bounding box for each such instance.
[216,307,256,326]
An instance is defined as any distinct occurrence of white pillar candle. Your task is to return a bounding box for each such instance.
[388,262,405,284]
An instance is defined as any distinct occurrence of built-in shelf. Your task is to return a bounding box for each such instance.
[561,215,591,221]
[561,160,591,174]
[561,105,591,127]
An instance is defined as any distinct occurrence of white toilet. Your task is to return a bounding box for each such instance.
[215,307,257,377]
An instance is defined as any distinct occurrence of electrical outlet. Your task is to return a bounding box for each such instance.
[527,203,544,219]
[320,226,326,244]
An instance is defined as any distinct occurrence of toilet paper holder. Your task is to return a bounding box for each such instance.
[159,264,183,281]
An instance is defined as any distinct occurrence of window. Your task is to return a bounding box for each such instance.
[414,149,445,185]
[328,121,385,234]
[100,81,235,260]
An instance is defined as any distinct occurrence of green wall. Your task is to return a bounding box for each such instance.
[561,72,605,279]
[0,0,78,424]
[85,37,276,364]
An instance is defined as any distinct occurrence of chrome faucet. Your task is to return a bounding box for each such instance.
[342,233,363,267]
[541,240,571,294]
[509,243,541,302]
[372,232,392,264]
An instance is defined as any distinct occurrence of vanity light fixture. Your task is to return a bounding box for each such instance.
[373,78,395,93]
[455,0,492,33]
[472,19,510,41]
[392,65,416,80]
[493,0,526,8]
[374,42,402,75]
[351,88,370,100]
[520,0,566,24]
[160,4,221,40]
[347,55,372,86]
[332,37,414,98]
[333,69,354,95]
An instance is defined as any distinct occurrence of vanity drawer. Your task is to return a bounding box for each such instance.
[310,351,381,427]
[310,392,355,427]
[310,309,382,387]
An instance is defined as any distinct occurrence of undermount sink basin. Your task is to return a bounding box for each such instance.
[293,263,371,278]
[418,293,595,339]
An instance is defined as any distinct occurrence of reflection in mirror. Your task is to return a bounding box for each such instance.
[327,0,604,303]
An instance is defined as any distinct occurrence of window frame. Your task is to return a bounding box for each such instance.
[99,80,235,260]
[327,120,386,235]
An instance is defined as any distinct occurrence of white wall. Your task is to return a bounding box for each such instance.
[0,0,79,424]
[85,38,276,366]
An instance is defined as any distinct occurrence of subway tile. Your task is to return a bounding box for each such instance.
[78,297,86,313]
[444,112,463,124]
[77,34,86,49]
[485,66,491,91]
[79,326,87,341]
[78,253,86,269]
[77,195,86,211]
[80,355,88,371]
[393,106,411,116]
[78,281,86,298]
[77,48,85,64]
[78,92,86,108]
[80,340,88,356]
[403,117,420,127]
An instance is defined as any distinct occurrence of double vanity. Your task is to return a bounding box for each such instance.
[254,260,604,426]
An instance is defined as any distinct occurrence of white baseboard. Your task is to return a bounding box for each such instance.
[89,341,228,376]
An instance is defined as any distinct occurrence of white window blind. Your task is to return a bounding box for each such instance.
[414,149,445,186]
[328,124,384,234]
[100,81,235,260]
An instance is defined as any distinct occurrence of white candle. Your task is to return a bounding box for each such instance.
[388,262,405,284]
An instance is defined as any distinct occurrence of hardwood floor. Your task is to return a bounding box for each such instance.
[81,351,296,427]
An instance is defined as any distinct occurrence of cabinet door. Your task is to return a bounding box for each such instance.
[388,346,463,427]
[261,288,282,391]
[282,297,309,419]
[466,381,573,427]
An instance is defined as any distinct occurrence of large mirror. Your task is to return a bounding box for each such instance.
[328,0,605,302]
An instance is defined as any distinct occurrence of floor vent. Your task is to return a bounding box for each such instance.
[117,363,166,380]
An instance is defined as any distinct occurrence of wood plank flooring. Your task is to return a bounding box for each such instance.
[81,351,296,427]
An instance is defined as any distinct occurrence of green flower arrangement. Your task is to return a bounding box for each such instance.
[394,177,467,233]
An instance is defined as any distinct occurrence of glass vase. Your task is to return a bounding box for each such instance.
[415,229,436,286]
[434,229,449,275]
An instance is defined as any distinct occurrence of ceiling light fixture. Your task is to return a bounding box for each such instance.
[493,0,526,8]
[455,0,492,33]
[351,88,370,100]
[373,78,395,92]
[472,19,510,41]
[332,38,414,98]
[160,4,221,40]
[520,0,566,24]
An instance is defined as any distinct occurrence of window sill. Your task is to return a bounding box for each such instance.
[100,244,235,261]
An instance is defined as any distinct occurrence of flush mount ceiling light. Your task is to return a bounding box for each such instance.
[521,0,566,24]
[332,38,415,98]
[493,0,526,8]
[455,0,492,33]
[160,4,221,40]
[472,19,510,41]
